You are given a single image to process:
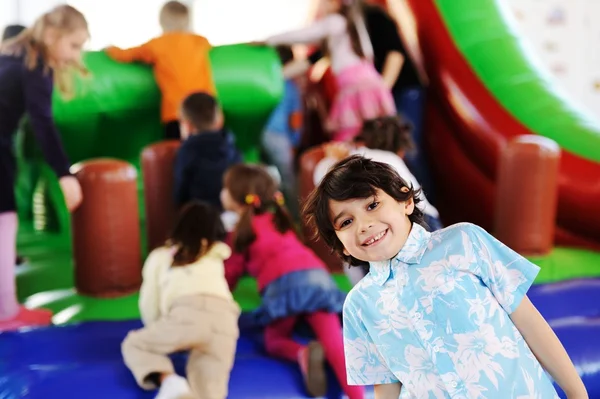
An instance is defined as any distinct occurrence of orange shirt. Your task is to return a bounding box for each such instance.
[106,32,216,123]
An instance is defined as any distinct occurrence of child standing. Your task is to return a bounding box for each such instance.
[262,45,303,220]
[304,155,587,399]
[261,0,395,142]
[0,4,87,330]
[106,1,215,140]
[221,164,363,399]
[174,92,242,210]
[122,201,240,399]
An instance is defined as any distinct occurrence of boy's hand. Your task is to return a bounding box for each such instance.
[324,142,351,160]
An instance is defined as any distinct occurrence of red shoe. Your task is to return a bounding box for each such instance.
[0,306,52,332]
[298,341,327,397]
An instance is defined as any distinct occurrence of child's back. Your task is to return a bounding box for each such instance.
[122,201,240,399]
[106,1,215,137]
[107,32,214,124]
[140,242,233,323]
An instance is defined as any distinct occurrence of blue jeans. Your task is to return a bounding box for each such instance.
[394,85,436,204]
[261,131,299,220]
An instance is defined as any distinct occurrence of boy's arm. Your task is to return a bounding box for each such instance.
[105,40,156,64]
[374,383,402,399]
[511,296,588,398]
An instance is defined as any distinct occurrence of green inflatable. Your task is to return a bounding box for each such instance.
[16,44,283,233]
[15,44,285,323]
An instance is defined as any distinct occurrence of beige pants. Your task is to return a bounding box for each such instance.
[122,295,240,399]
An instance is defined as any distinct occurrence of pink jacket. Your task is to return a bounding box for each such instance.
[225,213,326,292]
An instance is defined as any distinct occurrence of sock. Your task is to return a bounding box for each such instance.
[155,374,191,399]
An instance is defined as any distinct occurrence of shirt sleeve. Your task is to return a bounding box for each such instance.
[266,14,346,45]
[138,249,164,325]
[313,157,337,186]
[105,40,156,64]
[466,224,540,314]
[368,6,404,54]
[23,66,71,177]
[343,298,400,386]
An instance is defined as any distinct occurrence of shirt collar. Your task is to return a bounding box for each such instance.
[369,223,431,286]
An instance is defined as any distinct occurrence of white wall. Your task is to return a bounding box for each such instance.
[1,0,312,49]
[506,0,600,117]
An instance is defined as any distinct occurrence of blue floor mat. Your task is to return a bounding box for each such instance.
[0,320,373,399]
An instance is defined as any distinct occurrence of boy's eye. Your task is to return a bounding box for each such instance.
[340,219,352,228]
[367,201,379,211]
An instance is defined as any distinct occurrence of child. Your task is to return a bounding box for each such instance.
[303,155,587,399]
[221,164,364,399]
[122,201,240,399]
[262,45,303,220]
[174,92,242,210]
[261,0,395,142]
[313,116,441,286]
[314,116,440,231]
[106,1,215,140]
[0,4,87,330]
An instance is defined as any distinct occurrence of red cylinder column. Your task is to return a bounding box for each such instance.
[494,135,561,255]
[141,140,181,251]
[71,159,141,297]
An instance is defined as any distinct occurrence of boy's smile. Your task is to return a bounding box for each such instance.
[329,189,414,263]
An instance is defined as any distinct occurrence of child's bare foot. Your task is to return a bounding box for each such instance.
[298,341,327,397]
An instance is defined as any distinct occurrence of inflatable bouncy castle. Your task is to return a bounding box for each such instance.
[3,1,600,398]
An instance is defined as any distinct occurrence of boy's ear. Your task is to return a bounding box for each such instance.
[343,247,350,256]
[400,186,415,215]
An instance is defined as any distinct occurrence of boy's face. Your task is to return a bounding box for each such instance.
[329,188,414,263]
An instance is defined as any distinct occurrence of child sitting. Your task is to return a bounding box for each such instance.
[122,201,240,399]
[174,92,242,210]
[303,155,587,399]
[105,1,215,140]
[262,45,303,220]
[221,164,364,399]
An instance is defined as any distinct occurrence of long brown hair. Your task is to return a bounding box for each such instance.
[167,201,227,267]
[223,164,296,253]
[0,4,89,98]
[322,0,366,59]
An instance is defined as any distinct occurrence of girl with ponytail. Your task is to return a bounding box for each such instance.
[221,164,363,399]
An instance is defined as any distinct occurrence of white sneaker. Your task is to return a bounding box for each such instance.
[155,374,192,399]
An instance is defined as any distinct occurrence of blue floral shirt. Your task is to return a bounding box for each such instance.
[343,223,560,398]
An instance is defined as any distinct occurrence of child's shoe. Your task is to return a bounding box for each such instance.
[155,374,192,399]
[298,341,327,397]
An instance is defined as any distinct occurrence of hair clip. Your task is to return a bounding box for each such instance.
[245,194,261,208]
[274,191,285,206]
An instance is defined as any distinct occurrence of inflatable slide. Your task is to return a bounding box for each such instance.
[398,0,600,252]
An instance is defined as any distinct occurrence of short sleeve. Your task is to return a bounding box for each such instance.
[466,224,540,314]
[343,299,399,386]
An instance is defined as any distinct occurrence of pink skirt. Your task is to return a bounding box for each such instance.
[328,61,396,142]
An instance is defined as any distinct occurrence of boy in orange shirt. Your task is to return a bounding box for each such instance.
[105,1,215,139]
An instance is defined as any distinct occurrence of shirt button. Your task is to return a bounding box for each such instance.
[449,381,457,388]
[433,347,439,353]
[415,312,422,319]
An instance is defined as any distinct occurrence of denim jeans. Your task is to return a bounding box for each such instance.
[261,131,299,220]
[393,85,436,204]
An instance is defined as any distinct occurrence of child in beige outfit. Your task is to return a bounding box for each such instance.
[122,201,240,399]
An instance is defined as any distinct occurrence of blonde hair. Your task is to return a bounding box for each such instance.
[159,1,190,32]
[0,4,89,99]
